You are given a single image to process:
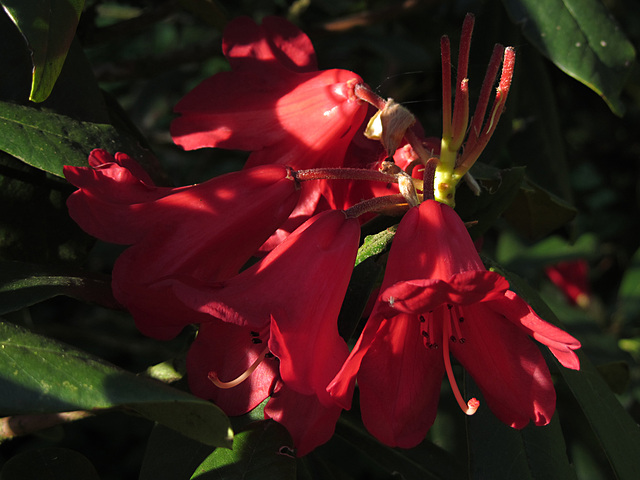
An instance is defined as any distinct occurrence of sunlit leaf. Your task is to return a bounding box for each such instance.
[501,0,636,115]
[0,100,156,178]
[355,226,396,266]
[0,0,85,102]
[0,322,232,448]
[190,420,295,480]
[0,261,117,315]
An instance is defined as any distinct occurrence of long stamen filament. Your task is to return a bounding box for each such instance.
[442,310,479,415]
[208,346,270,389]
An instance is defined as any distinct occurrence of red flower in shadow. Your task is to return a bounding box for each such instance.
[178,209,361,455]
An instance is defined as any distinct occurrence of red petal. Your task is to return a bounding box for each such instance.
[260,17,317,72]
[187,322,277,416]
[326,309,384,409]
[490,291,581,370]
[265,382,342,456]
[451,303,557,428]
[223,16,317,74]
[380,200,486,286]
[379,271,509,315]
[357,314,442,448]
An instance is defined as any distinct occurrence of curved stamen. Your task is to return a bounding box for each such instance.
[208,346,270,389]
[441,307,479,415]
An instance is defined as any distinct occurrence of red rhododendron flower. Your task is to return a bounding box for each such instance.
[63,149,300,340]
[545,260,592,307]
[171,16,377,248]
[176,209,361,455]
[328,199,581,448]
[171,16,368,172]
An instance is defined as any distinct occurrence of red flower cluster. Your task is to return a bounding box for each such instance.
[64,14,581,456]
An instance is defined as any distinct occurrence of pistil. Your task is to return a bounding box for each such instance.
[438,306,479,415]
[208,346,270,389]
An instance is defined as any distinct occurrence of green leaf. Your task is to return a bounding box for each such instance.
[502,178,577,240]
[332,414,466,480]
[190,420,296,480]
[0,447,100,480]
[496,232,598,275]
[0,321,232,448]
[615,245,640,325]
[504,272,640,479]
[455,165,526,240]
[338,254,385,342]
[0,261,117,315]
[465,376,577,480]
[501,0,636,115]
[0,100,156,177]
[1,0,85,103]
[140,424,214,480]
[507,47,572,201]
[355,226,397,267]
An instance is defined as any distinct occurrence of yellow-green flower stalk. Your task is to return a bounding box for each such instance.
[435,13,516,207]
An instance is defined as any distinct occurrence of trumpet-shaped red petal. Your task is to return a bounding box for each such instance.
[265,382,343,457]
[63,149,300,339]
[174,210,358,404]
[171,16,368,172]
[171,210,359,453]
[329,199,581,447]
[356,313,442,448]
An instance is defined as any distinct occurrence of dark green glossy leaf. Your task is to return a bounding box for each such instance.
[0,447,100,480]
[0,0,85,102]
[501,0,636,115]
[596,361,630,395]
[455,165,526,240]
[190,420,295,480]
[0,261,117,315]
[502,178,577,240]
[465,375,577,480]
[0,100,156,177]
[332,414,465,480]
[503,271,640,479]
[507,47,572,201]
[0,321,232,448]
[140,424,214,480]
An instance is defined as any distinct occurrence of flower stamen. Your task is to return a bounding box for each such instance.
[208,346,270,389]
[441,307,478,415]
